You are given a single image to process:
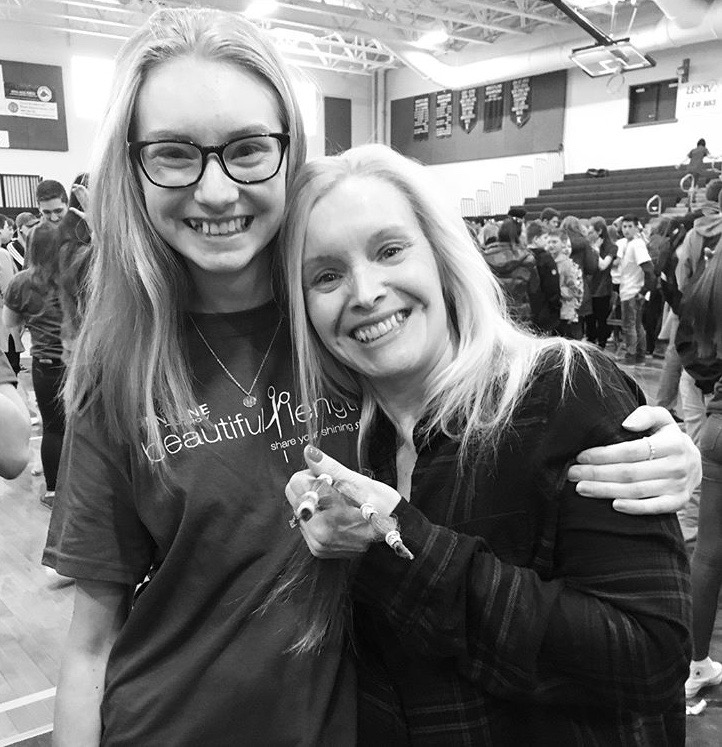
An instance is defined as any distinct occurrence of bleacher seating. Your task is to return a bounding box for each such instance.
[510,165,686,223]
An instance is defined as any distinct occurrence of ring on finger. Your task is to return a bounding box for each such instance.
[643,436,656,461]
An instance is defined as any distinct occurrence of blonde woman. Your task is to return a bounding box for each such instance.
[282,145,693,744]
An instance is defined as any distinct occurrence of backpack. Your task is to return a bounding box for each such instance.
[656,219,692,315]
[675,236,722,393]
[482,242,540,322]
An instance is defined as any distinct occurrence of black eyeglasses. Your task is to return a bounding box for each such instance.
[127,132,290,189]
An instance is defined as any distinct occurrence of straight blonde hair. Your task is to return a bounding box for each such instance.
[276,145,598,652]
[281,144,594,467]
[65,8,307,462]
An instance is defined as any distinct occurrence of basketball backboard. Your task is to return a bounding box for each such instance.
[570,39,655,78]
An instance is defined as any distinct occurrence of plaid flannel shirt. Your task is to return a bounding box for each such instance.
[352,351,690,746]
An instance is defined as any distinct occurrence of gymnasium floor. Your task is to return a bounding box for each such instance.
[0,355,721,746]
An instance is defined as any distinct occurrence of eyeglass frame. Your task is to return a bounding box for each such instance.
[127,132,291,189]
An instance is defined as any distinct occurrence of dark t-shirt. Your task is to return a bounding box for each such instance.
[43,302,359,746]
[4,270,63,360]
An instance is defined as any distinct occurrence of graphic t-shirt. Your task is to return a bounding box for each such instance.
[43,302,359,746]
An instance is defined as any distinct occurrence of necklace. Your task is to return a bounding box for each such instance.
[190,316,282,408]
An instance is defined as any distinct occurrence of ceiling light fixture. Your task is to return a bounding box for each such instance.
[244,0,278,19]
[415,25,449,50]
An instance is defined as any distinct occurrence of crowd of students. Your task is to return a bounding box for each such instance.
[0,178,91,512]
[0,7,715,743]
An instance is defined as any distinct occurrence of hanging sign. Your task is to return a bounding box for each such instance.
[0,64,58,120]
[483,82,504,132]
[510,77,531,128]
[413,94,429,139]
[435,89,453,138]
[459,87,479,133]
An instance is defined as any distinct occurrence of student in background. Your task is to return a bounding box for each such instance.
[539,207,561,230]
[526,219,560,334]
[481,218,539,324]
[617,215,655,366]
[586,216,618,350]
[3,223,66,509]
[7,212,39,271]
[561,215,597,340]
[546,228,583,338]
[680,138,711,189]
[57,174,93,353]
[36,180,68,226]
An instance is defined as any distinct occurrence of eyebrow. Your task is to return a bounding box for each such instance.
[138,123,281,142]
[302,224,414,268]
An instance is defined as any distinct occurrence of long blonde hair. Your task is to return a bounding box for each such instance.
[65,8,307,461]
[276,145,598,652]
[281,144,593,467]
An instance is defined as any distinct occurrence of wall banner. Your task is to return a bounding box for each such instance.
[413,95,430,139]
[510,77,531,128]
[435,90,453,138]
[676,79,720,118]
[459,87,479,133]
[483,83,504,132]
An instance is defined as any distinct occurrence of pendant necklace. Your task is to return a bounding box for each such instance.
[190,316,282,408]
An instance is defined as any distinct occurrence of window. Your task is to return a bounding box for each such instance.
[628,79,678,125]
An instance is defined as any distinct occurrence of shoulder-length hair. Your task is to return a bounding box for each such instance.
[65,7,307,460]
[277,144,598,652]
[281,144,593,467]
[560,215,586,245]
[590,216,616,257]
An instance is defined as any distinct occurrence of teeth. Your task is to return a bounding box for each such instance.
[187,217,251,235]
[352,311,407,343]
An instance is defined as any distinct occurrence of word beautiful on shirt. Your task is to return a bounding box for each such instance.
[142,385,359,463]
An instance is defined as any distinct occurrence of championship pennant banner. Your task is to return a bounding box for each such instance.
[510,77,531,128]
[483,83,504,132]
[459,87,479,133]
[435,90,453,138]
[413,95,429,139]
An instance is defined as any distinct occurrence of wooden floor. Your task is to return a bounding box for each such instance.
[0,352,721,745]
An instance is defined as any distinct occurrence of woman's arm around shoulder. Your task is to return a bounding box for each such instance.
[54,580,132,746]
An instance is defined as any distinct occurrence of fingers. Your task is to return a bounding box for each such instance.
[575,422,688,466]
[612,494,688,516]
[621,405,674,433]
[574,478,677,501]
[568,456,688,485]
[304,445,367,503]
[575,437,660,467]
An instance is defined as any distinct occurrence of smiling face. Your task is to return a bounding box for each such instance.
[302,176,454,391]
[133,56,287,304]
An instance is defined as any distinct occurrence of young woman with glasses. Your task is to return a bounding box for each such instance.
[44,8,700,745]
